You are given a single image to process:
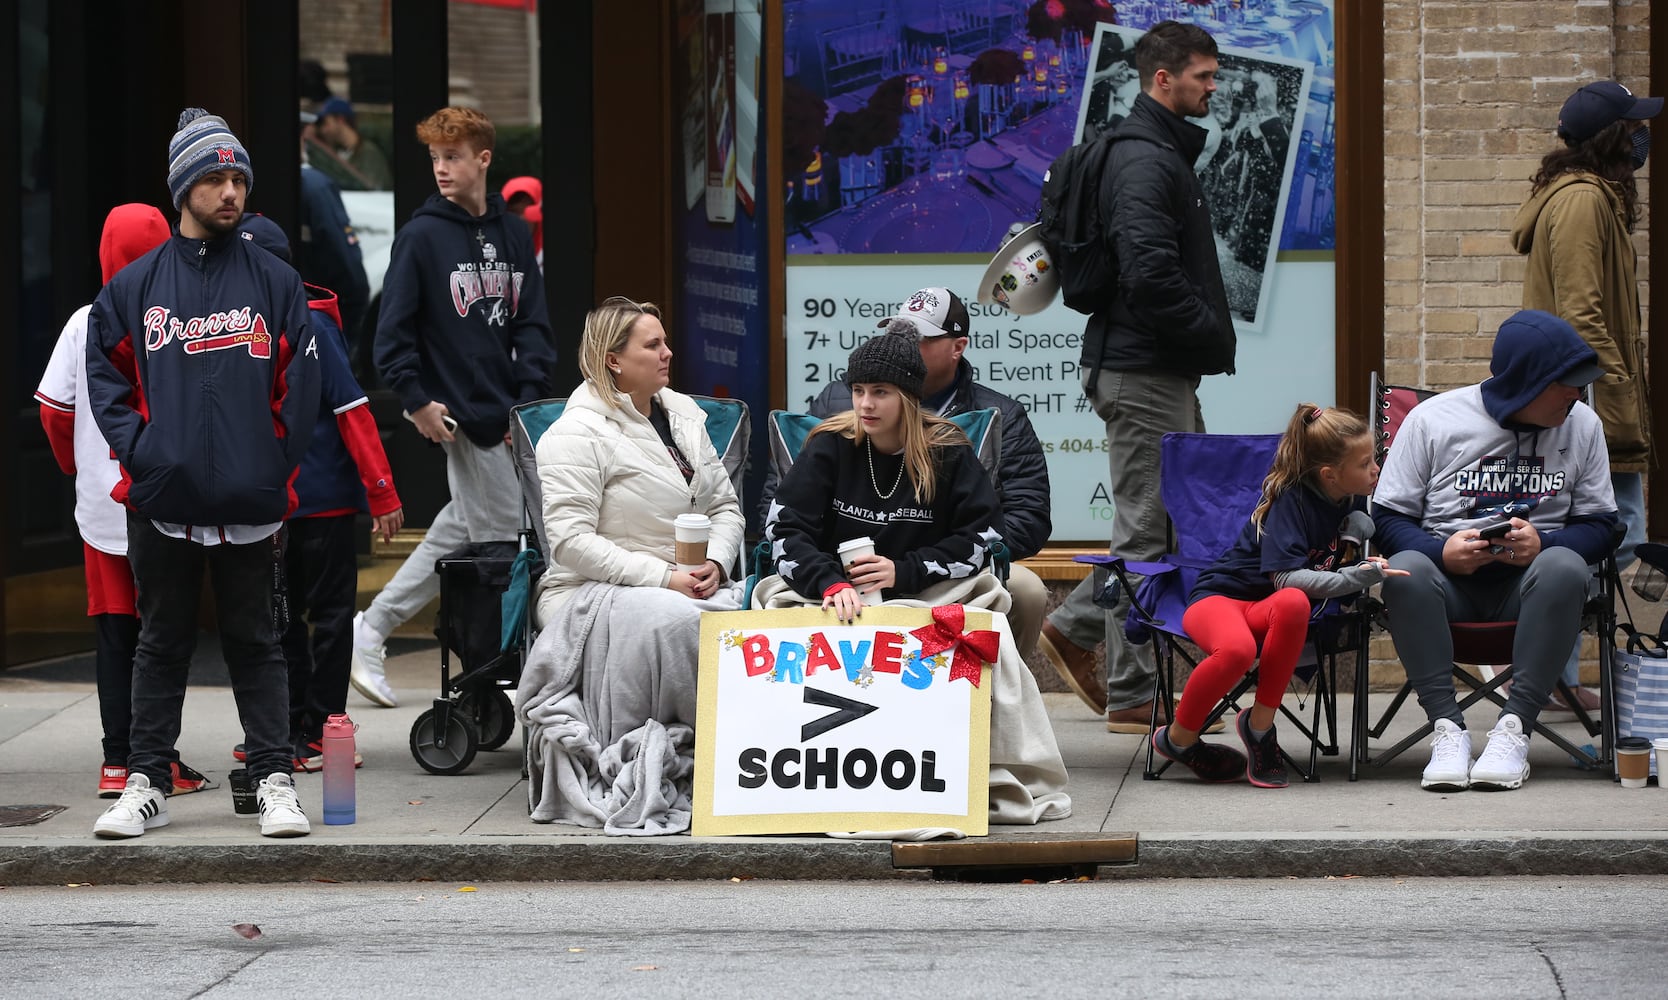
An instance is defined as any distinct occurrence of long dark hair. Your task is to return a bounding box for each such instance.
[1530,120,1639,230]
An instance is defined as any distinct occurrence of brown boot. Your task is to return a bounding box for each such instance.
[1038,621,1107,715]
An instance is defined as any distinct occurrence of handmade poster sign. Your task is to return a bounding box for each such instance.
[693,606,993,836]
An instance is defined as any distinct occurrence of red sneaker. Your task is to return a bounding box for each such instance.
[295,739,363,773]
[98,764,129,798]
[168,760,217,796]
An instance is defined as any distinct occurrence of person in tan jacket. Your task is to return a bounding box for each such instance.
[1511,79,1658,707]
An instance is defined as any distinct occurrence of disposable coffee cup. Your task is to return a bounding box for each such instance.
[1653,737,1668,784]
[1616,736,1653,788]
[228,768,259,815]
[837,536,876,569]
[674,513,712,571]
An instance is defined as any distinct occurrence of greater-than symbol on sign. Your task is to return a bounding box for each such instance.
[801,687,878,741]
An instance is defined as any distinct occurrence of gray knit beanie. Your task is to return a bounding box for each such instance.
[167,108,254,209]
[845,330,925,398]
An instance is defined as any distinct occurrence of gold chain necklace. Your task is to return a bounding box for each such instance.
[866,439,906,500]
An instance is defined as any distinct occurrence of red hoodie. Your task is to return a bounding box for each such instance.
[38,204,171,475]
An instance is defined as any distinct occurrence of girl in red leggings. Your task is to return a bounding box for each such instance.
[1153,404,1407,787]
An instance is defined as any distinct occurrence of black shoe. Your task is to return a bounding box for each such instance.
[1152,726,1246,783]
[1235,710,1289,788]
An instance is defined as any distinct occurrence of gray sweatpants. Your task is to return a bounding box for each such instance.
[1048,368,1205,711]
[1381,547,1590,732]
[362,437,521,639]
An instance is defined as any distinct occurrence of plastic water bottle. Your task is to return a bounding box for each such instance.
[322,713,356,825]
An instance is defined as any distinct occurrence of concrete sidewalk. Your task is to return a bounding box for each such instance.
[2,641,1664,886]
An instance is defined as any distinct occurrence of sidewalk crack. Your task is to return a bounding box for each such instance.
[187,951,264,998]
[1531,941,1567,999]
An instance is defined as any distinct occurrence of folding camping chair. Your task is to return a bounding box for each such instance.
[1080,432,1367,783]
[1349,373,1619,780]
[746,407,1006,605]
[405,394,752,777]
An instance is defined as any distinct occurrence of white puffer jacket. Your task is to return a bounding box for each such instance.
[535,380,745,613]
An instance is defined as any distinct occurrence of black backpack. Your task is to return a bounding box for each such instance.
[1036,131,1125,315]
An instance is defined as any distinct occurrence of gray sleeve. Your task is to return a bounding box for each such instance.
[1271,562,1387,599]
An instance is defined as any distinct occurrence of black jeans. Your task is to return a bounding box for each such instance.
[125,512,292,787]
[94,612,139,765]
[280,515,358,746]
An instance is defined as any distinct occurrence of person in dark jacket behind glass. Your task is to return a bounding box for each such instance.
[85,108,321,840]
[1043,20,1238,735]
[350,107,557,709]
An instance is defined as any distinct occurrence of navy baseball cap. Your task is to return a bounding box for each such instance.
[318,96,356,123]
[1557,81,1663,142]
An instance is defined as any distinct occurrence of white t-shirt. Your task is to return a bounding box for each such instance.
[1374,384,1616,538]
[35,305,127,554]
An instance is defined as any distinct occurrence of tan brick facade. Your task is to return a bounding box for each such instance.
[1374,0,1650,687]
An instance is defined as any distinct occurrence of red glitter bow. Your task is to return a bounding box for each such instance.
[910,605,999,687]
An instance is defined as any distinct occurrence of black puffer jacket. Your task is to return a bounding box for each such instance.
[1083,91,1236,377]
[760,358,1052,559]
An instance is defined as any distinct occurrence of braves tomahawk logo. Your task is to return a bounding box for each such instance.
[144,305,272,358]
[449,257,525,326]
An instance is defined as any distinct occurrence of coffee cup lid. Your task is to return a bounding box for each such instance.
[675,513,712,526]
[837,537,874,552]
[1616,736,1654,750]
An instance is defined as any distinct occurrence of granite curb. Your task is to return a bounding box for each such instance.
[7,833,1668,886]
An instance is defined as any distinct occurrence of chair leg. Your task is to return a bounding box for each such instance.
[1368,681,1414,738]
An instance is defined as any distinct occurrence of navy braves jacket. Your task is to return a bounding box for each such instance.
[373,192,556,447]
[294,283,400,520]
[85,228,320,526]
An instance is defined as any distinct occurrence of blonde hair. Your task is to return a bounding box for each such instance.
[808,391,968,505]
[1250,403,1371,532]
[579,296,662,410]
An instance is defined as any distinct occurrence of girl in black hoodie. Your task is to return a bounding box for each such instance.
[765,332,1001,621]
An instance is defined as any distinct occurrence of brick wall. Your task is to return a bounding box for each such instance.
[1373,0,1650,686]
[298,0,537,125]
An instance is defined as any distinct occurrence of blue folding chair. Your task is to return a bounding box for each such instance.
[747,407,1007,606]
[1079,433,1365,783]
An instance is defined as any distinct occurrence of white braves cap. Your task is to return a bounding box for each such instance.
[876,286,970,339]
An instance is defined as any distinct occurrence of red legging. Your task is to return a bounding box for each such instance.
[1175,589,1312,731]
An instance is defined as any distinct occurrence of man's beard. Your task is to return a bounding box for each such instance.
[189,202,239,237]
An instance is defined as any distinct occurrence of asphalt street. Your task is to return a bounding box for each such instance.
[2,876,1662,998]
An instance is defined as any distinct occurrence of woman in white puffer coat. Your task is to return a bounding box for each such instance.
[535,296,745,625]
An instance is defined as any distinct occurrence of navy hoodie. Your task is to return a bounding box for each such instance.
[85,228,320,526]
[373,192,556,446]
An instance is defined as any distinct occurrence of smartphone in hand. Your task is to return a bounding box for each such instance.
[1478,520,1512,541]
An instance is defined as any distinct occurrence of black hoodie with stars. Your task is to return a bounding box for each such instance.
[765,429,1002,601]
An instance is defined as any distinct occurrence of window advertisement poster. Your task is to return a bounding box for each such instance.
[693,607,993,836]
[781,1,1337,541]
[676,0,772,511]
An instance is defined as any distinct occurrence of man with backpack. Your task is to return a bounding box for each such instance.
[1038,21,1237,733]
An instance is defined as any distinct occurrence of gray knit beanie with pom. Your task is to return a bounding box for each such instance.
[167,108,254,209]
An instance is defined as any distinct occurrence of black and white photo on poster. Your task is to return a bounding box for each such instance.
[1073,24,1313,334]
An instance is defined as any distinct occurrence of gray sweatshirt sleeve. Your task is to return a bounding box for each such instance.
[1271,562,1387,599]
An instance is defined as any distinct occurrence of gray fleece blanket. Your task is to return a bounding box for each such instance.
[518,581,738,835]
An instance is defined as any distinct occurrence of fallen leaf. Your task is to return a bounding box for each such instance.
[311,878,341,884]
[632,965,658,972]
[232,923,262,940]
[457,886,477,892]
[408,800,424,806]
[568,947,585,953]
[1020,879,1037,885]
[65,883,92,888]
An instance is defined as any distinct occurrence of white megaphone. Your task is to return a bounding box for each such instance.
[976,222,1059,316]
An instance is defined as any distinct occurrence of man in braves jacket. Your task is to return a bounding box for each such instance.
[760,287,1053,663]
[85,109,320,840]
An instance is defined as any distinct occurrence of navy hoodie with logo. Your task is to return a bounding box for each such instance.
[373,192,555,447]
[85,228,320,527]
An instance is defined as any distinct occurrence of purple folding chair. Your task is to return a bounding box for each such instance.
[1079,432,1364,782]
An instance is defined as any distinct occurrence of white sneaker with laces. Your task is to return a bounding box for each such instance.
[1469,713,1531,790]
[257,772,311,837]
[1421,718,1472,792]
[94,773,169,838]
[349,611,398,708]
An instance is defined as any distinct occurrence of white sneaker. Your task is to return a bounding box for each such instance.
[93,773,169,838]
[1470,713,1531,791]
[257,772,311,837]
[349,612,398,708]
[1421,718,1473,792]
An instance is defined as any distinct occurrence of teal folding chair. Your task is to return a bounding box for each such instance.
[746,406,1006,606]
